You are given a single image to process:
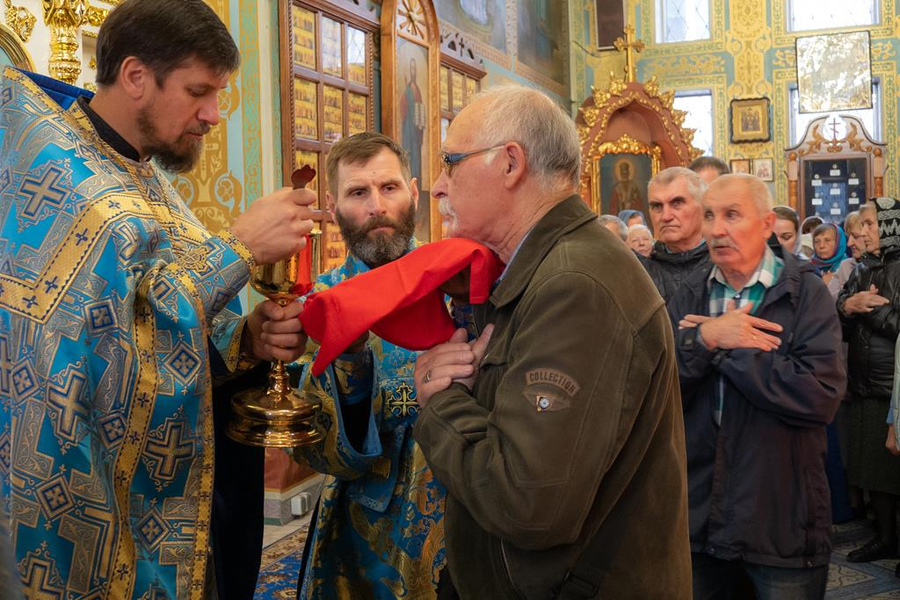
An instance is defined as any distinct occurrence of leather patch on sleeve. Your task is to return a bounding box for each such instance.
[523,369,580,412]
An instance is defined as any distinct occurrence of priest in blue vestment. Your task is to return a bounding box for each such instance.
[0,1,314,597]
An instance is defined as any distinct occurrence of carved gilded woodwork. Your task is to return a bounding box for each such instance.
[577,69,702,211]
[0,20,32,67]
[4,0,34,42]
[613,25,643,83]
[42,0,108,84]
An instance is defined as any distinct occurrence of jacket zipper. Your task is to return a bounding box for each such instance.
[499,539,516,588]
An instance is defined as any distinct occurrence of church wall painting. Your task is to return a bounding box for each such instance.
[435,0,506,52]
[517,0,567,85]
[395,36,431,242]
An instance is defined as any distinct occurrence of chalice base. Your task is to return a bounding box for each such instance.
[226,382,324,448]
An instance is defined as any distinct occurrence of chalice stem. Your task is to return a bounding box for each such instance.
[268,359,291,400]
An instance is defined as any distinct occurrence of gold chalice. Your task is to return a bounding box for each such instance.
[226,166,325,447]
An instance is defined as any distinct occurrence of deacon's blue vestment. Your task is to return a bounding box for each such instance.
[293,249,448,599]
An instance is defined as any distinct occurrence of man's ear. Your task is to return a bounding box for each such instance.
[502,142,527,190]
[119,57,150,101]
[410,177,419,210]
[762,210,776,239]
[326,191,336,220]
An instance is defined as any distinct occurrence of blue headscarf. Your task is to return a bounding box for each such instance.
[618,209,645,226]
[811,223,847,273]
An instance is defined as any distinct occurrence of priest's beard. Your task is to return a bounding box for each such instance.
[335,201,417,269]
[137,108,208,173]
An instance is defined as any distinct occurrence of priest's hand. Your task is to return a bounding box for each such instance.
[414,325,493,407]
[246,299,309,362]
[230,187,316,264]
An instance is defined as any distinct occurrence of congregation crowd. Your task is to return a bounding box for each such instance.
[601,157,900,597]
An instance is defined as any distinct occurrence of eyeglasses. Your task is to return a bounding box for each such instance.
[439,144,505,176]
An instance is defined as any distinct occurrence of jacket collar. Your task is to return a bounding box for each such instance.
[490,195,595,308]
[863,245,900,267]
[681,248,811,311]
[649,239,709,265]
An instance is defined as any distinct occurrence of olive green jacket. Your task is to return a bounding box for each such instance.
[414,195,691,599]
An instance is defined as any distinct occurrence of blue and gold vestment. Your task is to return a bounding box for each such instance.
[0,68,252,599]
[294,249,447,599]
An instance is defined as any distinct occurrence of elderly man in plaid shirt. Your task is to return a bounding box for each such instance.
[668,173,846,600]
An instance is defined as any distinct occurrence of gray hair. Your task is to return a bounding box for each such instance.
[597,215,628,241]
[648,166,706,204]
[707,173,773,216]
[627,223,653,236]
[469,85,581,192]
[859,201,876,217]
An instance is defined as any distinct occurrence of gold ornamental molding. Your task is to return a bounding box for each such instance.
[576,65,702,207]
[578,74,694,162]
[4,0,35,42]
[43,0,109,84]
[0,21,33,68]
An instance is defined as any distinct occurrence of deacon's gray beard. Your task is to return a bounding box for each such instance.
[335,201,416,268]
[137,108,206,173]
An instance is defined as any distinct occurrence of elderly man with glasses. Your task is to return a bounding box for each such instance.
[411,85,692,599]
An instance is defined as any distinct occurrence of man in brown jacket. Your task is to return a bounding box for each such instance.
[412,85,692,599]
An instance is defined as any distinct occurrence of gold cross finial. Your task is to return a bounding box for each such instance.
[613,25,645,83]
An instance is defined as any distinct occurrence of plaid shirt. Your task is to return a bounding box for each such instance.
[706,246,784,424]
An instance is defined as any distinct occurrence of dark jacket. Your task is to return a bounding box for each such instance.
[837,247,900,400]
[639,240,711,302]
[668,253,845,568]
[211,362,266,600]
[415,195,692,599]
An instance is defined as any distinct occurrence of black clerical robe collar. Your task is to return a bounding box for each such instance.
[77,96,141,162]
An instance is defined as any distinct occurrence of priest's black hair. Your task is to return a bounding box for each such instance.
[95,0,240,87]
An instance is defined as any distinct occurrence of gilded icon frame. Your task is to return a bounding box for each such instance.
[730,97,770,143]
[0,23,33,70]
[590,134,662,216]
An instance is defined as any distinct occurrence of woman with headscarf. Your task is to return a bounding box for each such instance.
[838,198,900,565]
[811,222,848,285]
[828,212,865,299]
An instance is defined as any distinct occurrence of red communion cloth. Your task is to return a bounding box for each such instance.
[298,238,503,376]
